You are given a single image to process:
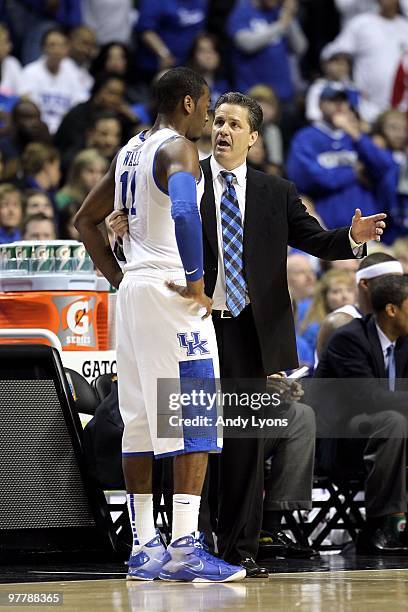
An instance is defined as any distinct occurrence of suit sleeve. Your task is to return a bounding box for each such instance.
[322,331,408,415]
[287,182,361,259]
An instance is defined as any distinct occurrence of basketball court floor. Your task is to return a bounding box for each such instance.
[1,553,408,611]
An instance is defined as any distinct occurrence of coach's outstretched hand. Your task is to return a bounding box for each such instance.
[350,208,387,243]
[166,279,213,320]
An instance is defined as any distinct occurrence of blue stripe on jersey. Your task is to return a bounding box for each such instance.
[178,358,219,453]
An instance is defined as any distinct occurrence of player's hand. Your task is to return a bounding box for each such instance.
[108,210,129,238]
[351,208,387,243]
[166,280,213,320]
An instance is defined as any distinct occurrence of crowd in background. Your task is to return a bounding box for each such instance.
[1,0,408,364]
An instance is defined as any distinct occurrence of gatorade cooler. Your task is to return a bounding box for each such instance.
[0,241,111,351]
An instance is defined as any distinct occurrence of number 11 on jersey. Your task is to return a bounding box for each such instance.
[120,171,137,215]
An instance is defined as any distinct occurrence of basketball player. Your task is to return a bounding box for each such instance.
[75,67,245,582]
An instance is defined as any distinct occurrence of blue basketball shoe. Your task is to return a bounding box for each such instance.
[159,535,246,582]
[127,532,167,581]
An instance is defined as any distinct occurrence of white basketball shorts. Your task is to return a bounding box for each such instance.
[116,269,222,458]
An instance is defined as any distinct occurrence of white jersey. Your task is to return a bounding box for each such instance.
[114,128,204,274]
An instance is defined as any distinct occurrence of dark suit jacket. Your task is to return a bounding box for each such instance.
[200,157,361,373]
[315,314,408,423]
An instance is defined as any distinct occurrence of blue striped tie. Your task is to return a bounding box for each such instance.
[220,171,246,317]
[387,344,396,391]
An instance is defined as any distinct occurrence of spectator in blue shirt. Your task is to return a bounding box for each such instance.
[137,0,208,80]
[305,51,361,123]
[371,109,408,243]
[286,84,390,228]
[226,0,307,101]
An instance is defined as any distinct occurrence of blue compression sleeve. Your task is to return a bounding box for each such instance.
[168,171,203,282]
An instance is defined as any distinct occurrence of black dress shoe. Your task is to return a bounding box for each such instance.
[356,527,408,555]
[239,557,269,578]
[258,529,318,560]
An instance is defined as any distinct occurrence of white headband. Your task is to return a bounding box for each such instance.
[355,261,403,283]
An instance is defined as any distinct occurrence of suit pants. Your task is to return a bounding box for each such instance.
[212,305,266,563]
[264,402,315,512]
[347,410,408,517]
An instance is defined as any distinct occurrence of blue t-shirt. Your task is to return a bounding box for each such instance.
[376,151,408,244]
[21,0,81,26]
[227,0,293,99]
[286,124,390,228]
[0,226,21,244]
[296,334,314,368]
[137,0,208,73]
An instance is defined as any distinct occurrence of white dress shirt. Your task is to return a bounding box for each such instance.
[209,155,364,312]
[211,155,248,311]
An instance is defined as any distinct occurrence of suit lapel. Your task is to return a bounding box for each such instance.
[243,166,267,262]
[200,157,218,259]
[395,336,408,378]
[367,316,387,378]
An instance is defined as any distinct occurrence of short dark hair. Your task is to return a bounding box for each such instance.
[22,213,55,235]
[371,274,408,313]
[214,92,263,132]
[90,72,125,99]
[21,143,59,175]
[154,67,207,114]
[41,27,67,48]
[358,252,397,271]
[89,110,121,130]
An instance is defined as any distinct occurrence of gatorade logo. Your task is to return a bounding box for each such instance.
[59,298,95,345]
[66,300,91,335]
[54,295,97,348]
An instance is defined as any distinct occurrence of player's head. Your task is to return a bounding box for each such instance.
[371,274,408,337]
[154,67,210,142]
[356,252,403,314]
[213,92,263,170]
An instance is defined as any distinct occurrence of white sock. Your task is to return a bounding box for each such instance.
[171,494,201,543]
[126,493,156,551]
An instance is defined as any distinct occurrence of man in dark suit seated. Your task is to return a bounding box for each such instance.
[260,374,317,559]
[315,274,408,554]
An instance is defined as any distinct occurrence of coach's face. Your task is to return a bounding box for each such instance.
[212,104,258,170]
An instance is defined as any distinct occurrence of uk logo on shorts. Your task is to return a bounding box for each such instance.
[177,331,210,356]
